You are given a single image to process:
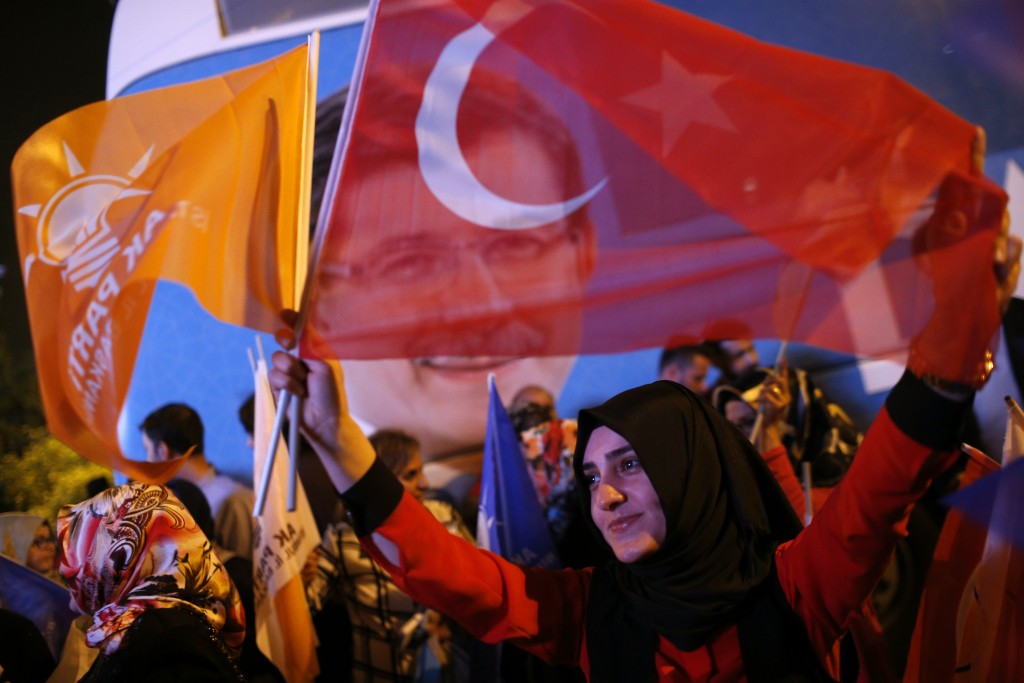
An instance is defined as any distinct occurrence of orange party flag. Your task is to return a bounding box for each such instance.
[11,44,311,482]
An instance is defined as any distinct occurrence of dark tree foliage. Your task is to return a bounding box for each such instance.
[0,335,44,457]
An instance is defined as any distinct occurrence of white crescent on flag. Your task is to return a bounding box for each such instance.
[415,21,607,230]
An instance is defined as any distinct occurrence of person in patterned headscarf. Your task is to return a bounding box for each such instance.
[57,482,247,682]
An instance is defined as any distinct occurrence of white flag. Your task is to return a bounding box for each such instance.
[252,359,320,682]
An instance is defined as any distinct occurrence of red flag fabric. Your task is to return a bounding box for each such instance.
[301,0,1005,365]
[11,46,310,482]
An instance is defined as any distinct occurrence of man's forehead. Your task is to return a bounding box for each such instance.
[685,355,710,370]
[343,128,579,216]
[340,208,572,253]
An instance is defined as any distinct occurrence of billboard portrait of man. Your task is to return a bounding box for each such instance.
[304,56,603,460]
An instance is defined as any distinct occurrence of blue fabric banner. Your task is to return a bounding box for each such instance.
[0,555,77,660]
[477,378,560,569]
[945,457,1024,549]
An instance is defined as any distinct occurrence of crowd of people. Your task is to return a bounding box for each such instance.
[1,200,1020,681]
[257,198,1019,682]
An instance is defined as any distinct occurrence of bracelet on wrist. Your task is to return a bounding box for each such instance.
[907,349,994,393]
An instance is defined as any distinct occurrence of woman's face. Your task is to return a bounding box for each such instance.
[395,451,429,502]
[26,522,56,574]
[581,426,666,564]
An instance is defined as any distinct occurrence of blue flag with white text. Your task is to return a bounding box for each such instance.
[477,378,560,569]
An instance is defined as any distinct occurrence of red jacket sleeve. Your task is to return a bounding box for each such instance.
[359,492,591,666]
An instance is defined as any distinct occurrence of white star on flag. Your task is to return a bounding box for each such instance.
[795,169,869,250]
[623,52,736,157]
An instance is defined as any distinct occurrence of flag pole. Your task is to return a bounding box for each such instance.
[286,30,319,513]
[254,390,292,516]
[253,336,288,519]
[255,0,375,513]
[802,462,813,526]
[255,32,320,517]
[748,340,788,446]
[287,392,300,511]
[765,338,813,525]
[768,259,813,523]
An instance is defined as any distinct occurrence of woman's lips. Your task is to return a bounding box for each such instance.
[606,513,642,534]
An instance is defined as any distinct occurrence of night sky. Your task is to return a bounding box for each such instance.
[2,0,116,367]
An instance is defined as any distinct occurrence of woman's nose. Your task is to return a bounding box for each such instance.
[594,481,625,510]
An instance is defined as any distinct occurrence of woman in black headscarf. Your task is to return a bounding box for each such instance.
[267,205,1015,680]
[267,177,1019,681]
[268,338,981,683]
[575,380,824,682]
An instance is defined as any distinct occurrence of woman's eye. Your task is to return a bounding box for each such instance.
[622,457,641,472]
[584,473,599,489]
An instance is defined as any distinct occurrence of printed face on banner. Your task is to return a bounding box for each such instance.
[307,54,602,457]
[319,140,593,352]
[321,125,591,457]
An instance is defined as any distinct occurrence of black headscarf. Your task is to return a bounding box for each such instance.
[573,381,804,681]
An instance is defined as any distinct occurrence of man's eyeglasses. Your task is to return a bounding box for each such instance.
[326,226,581,286]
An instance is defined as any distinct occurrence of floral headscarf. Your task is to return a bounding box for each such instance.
[57,483,245,656]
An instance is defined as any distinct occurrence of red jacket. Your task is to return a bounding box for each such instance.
[354,375,962,681]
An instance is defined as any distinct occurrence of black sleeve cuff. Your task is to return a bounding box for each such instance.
[885,370,974,451]
[340,457,404,536]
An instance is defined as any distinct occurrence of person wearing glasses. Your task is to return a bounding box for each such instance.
[0,513,59,581]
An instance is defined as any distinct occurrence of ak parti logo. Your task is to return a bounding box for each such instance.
[17,141,153,290]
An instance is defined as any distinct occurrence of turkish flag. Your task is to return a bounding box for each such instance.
[302,0,1005,364]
